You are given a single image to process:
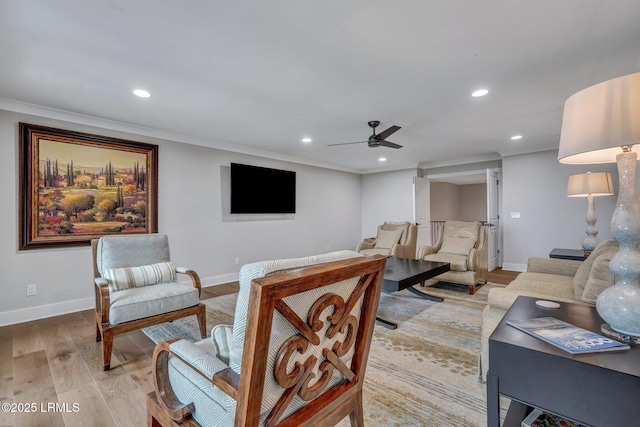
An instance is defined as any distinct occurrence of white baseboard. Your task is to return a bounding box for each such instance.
[501,263,527,272]
[0,297,94,327]
[0,272,241,327]
[200,273,239,288]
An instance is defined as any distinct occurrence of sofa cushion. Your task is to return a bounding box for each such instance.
[505,278,576,301]
[109,282,199,325]
[374,229,403,249]
[580,253,616,305]
[423,253,468,271]
[513,272,575,287]
[103,261,177,292]
[574,240,619,300]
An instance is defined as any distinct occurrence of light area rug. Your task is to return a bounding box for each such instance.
[143,280,508,426]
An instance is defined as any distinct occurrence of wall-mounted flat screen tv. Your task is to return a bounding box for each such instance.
[230,163,296,214]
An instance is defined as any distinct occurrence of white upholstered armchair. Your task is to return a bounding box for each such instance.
[356,221,418,259]
[92,234,206,370]
[147,250,386,427]
[417,220,487,294]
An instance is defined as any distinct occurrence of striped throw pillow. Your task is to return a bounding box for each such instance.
[103,262,177,292]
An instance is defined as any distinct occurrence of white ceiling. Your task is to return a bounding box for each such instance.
[2,1,639,173]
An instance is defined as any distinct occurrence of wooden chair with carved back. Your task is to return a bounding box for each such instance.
[147,250,386,427]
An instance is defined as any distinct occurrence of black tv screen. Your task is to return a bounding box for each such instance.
[230,163,296,214]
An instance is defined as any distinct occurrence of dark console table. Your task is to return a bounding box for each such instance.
[549,248,588,261]
[487,296,640,427]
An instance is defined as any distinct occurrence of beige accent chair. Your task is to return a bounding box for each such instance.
[417,220,487,294]
[478,239,618,381]
[92,234,206,370]
[356,221,418,259]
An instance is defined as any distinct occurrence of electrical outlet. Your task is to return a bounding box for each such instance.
[27,284,37,296]
[235,257,240,265]
[510,212,521,219]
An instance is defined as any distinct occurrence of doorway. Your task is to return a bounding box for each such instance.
[414,169,503,270]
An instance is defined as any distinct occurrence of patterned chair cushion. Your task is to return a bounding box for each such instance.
[103,262,176,292]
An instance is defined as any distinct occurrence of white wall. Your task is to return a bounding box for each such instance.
[430,182,459,220]
[430,182,487,221]
[502,150,618,271]
[0,110,362,325]
[360,168,418,238]
[459,184,487,221]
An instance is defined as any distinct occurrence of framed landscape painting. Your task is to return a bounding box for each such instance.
[19,123,158,250]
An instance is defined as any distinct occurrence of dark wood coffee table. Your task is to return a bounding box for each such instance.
[377,257,450,329]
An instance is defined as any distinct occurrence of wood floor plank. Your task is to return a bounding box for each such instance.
[39,320,93,395]
[111,334,154,394]
[58,311,96,349]
[76,344,146,426]
[0,327,14,427]
[13,350,65,427]
[126,329,156,359]
[201,282,239,299]
[58,384,117,427]
[11,321,44,358]
[79,309,94,326]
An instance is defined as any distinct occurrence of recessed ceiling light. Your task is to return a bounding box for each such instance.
[511,135,523,140]
[301,137,312,143]
[378,157,387,162]
[471,89,489,97]
[133,89,151,98]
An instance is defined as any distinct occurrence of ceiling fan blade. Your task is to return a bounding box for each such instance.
[376,125,401,140]
[379,140,403,149]
[327,141,367,146]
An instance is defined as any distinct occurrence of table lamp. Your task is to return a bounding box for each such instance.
[558,72,640,338]
[567,172,614,251]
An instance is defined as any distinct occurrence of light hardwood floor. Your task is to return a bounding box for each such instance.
[0,270,516,427]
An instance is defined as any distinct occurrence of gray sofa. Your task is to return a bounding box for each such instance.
[479,239,618,381]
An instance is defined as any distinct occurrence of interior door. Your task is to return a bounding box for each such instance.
[413,176,430,255]
[486,169,501,271]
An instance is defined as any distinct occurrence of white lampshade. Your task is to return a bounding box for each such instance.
[558,71,640,337]
[567,172,614,197]
[558,72,640,164]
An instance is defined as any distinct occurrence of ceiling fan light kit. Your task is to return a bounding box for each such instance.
[328,120,403,149]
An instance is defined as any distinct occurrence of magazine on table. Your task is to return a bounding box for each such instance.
[506,317,630,354]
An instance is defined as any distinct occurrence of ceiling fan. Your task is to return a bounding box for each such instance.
[328,121,403,149]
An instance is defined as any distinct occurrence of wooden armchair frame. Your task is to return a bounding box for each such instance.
[92,239,207,370]
[148,254,386,427]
